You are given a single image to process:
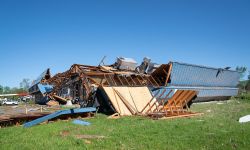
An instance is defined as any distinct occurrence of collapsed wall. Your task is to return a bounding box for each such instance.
[28,68,51,104]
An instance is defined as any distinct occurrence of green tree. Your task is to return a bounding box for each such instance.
[236,66,247,81]
[247,71,250,91]
[236,66,247,92]
[20,78,30,91]
[247,84,250,91]
[3,86,11,94]
[0,85,3,94]
[248,71,250,80]
[12,87,26,94]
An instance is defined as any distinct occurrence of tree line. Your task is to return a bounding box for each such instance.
[236,66,250,92]
[0,78,30,94]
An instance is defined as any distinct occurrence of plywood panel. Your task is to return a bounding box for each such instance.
[102,87,158,116]
[102,87,132,115]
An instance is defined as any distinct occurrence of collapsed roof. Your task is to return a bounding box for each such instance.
[28,57,240,117]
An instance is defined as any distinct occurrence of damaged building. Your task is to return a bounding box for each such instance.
[28,68,52,104]
[28,57,240,118]
[150,62,240,102]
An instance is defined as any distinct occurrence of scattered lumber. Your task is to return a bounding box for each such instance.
[52,94,67,104]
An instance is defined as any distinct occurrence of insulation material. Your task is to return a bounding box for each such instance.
[102,87,158,115]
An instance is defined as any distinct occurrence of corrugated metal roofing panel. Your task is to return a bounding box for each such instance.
[152,86,238,98]
[37,84,53,94]
[169,62,240,87]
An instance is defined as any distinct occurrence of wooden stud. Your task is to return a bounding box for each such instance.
[117,75,124,86]
[140,90,161,113]
[138,75,147,85]
[129,76,137,86]
[165,62,173,86]
[123,76,131,86]
[109,75,117,86]
[179,91,194,112]
[104,74,111,86]
[149,76,160,87]
[135,76,143,85]
[156,89,173,112]
[145,89,167,113]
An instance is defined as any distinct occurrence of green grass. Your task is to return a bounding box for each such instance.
[235,92,250,100]
[1,98,250,150]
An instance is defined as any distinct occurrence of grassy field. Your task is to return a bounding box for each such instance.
[1,97,250,150]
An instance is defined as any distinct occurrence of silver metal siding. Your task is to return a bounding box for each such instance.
[152,86,238,98]
[169,62,240,87]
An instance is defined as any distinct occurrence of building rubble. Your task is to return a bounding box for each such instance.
[28,57,240,119]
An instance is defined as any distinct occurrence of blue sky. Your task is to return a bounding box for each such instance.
[0,0,249,87]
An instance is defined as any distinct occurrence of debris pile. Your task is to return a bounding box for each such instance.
[28,57,240,119]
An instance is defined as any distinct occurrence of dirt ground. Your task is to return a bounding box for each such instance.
[0,104,61,116]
